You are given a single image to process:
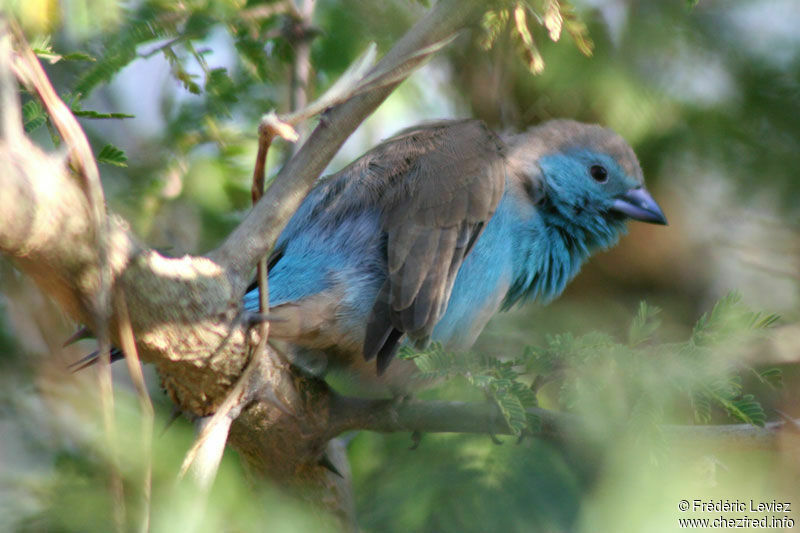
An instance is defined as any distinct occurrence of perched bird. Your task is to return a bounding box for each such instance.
[71,119,665,384]
[243,118,666,382]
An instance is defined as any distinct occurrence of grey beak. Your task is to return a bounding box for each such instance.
[611,187,667,225]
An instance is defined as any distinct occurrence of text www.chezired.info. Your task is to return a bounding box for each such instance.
[678,515,795,528]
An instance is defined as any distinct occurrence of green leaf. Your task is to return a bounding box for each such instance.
[690,291,777,347]
[726,394,766,427]
[756,367,783,390]
[73,109,135,120]
[479,9,510,50]
[690,391,712,424]
[75,12,180,97]
[511,381,538,408]
[526,411,542,433]
[628,300,662,347]
[163,47,202,94]
[512,4,545,74]
[60,52,97,62]
[495,390,527,436]
[560,0,593,56]
[97,144,128,167]
[709,375,742,401]
[749,312,780,330]
[33,48,96,64]
[205,68,238,116]
[22,100,47,133]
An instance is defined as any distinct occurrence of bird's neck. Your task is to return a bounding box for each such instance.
[500,187,627,309]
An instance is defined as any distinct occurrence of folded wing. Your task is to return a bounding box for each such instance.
[353,120,507,373]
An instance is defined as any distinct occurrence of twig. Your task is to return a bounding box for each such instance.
[116,292,154,533]
[138,36,184,59]
[250,113,297,345]
[287,0,316,145]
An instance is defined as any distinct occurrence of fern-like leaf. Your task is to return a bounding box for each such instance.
[755,367,783,390]
[628,300,662,347]
[725,394,766,427]
[494,389,528,436]
[97,144,128,167]
[75,12,180,96]
[479,9,510,50]
[512,3,545,74]
[73,109,135,120]
[22,100,47,133]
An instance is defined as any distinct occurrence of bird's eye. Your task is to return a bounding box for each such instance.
[589,165,608,183]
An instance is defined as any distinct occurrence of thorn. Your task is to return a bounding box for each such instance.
[318,453,344,478]
[67,347,124,372]
[409,430,422,450]
[68,350,100,372]
[63,326,92,347]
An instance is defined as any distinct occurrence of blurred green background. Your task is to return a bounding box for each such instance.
[1,0,799,531]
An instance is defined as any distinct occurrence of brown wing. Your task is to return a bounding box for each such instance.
[356,119,507,373]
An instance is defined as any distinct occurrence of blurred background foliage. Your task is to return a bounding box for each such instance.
[1,0,799,531]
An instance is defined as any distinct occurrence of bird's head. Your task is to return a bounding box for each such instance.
[508,120,667,238]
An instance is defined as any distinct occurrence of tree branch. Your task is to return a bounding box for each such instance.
[328,396,796,451]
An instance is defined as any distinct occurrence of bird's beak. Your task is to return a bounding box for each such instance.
[611,187,667,225]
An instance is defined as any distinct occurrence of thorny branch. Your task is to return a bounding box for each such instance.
[1,1,797,529]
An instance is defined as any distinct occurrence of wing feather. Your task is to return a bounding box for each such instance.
[357,119,506,371]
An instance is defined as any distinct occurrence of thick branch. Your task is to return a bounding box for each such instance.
[328,397,565,440]
[211,0,487,290]
[327,396,796,452]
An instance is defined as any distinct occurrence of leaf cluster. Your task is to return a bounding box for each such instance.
[480,0,592,75]
[403,292,781,438]
[25,2,292,160]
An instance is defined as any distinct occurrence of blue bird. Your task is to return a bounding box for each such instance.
[243,118,666,381]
